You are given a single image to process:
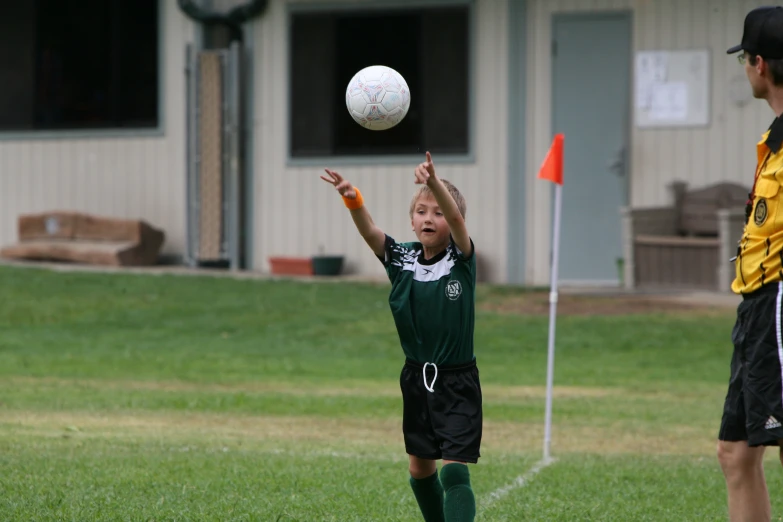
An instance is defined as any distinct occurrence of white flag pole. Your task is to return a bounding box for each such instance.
[543,182,563,463]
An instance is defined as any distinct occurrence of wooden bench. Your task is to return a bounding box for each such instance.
[0,211,165,267]
[620,181,748,291]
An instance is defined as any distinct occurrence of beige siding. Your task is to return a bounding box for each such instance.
[525,0,775,285]
[2,0,771,286]
[0,1,196,257]
[629,0,773,207]
[251,0,510,282]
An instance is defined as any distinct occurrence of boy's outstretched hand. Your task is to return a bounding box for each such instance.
[321,169,357,199]
[320,168,386,257]
[414,151,436,185]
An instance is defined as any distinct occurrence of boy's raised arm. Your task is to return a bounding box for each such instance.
[321,169,386,258]
[414,152,473,257]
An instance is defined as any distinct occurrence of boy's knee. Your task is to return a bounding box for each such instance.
[409,457,437,480]
[440,462,471,490]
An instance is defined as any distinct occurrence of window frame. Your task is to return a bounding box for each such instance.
[285,0,476,166]
[0,0,165,141]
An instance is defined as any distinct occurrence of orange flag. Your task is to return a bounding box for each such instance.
[538,134,564,185]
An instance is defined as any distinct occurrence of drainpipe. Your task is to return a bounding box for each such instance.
[176,0,268,42]
[178,0,267,270]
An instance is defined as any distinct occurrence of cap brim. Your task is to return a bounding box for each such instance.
[727,44,743,54]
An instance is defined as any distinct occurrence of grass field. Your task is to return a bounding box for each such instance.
[1,264,782,521]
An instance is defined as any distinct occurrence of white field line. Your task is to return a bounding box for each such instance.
[477,457,557,518]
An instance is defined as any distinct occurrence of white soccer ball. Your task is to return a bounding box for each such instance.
[345,65,411,131]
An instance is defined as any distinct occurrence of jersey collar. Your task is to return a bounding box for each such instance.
[417,245,448,266]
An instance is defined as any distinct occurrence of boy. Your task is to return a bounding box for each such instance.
[320,152,482,522]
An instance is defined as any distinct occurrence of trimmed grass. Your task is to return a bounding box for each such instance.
[0,264,777,521]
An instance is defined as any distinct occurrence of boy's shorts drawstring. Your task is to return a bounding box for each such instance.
[406,358,475,393]
[423,362,438,393]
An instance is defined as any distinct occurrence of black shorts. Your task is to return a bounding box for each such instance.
[400,358,483,463]
[720,282,783,447]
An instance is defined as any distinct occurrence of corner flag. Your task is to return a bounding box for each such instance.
[539,133,564,462]
[538,133,564,185]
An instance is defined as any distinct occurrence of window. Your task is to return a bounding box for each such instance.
[289,5,470,158]
[0,0,159,132]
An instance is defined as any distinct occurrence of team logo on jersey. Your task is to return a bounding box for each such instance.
[755,198,768,226]
[445,280,462,300]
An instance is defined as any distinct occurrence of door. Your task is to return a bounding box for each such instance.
[552,13,631,285]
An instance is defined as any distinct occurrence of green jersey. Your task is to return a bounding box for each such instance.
[378,234,476,366]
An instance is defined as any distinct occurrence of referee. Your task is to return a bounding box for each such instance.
[720,6,783,522]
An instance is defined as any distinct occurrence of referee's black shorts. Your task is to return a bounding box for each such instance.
[400,358,483,463]
[720,281,783,446]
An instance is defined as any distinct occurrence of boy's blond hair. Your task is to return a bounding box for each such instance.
[409,179,467,219]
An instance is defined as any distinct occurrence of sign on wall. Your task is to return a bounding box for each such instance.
[634,50,710,128]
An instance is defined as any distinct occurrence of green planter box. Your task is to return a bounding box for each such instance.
[312,255,344,276]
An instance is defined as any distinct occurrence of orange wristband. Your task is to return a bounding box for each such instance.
[343,187,364,210]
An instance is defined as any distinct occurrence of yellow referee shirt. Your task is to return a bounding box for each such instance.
[733,116,783,294]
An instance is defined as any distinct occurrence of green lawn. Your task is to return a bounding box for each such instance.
[0,264,779,521]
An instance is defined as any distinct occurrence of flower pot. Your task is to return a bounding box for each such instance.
[616,257,625,287]
[312,255,344,276]
[268,256,313,276]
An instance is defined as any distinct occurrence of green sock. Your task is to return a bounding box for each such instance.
[409,470,445,522]
[440,463,476,522]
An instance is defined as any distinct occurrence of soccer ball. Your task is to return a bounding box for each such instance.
[345,65,411,131]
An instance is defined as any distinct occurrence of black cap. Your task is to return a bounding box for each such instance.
[727,6,783,60]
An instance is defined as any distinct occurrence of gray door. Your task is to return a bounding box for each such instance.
[552,13,631,285]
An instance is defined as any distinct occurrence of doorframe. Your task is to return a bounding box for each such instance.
[506,0,527,285]
[550,10,633,286]
[241,19,255,270]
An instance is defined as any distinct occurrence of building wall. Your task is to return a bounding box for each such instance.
[252,0,771,285]
[0,0,772,286]
[525,0,775,285]
[250,0,511,282]
[0,1,196,258]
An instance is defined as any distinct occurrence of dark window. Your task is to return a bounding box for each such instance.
[289,6,470,158]
[0,0,159,132]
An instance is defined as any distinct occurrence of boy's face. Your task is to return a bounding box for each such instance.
[411,195,451,251]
